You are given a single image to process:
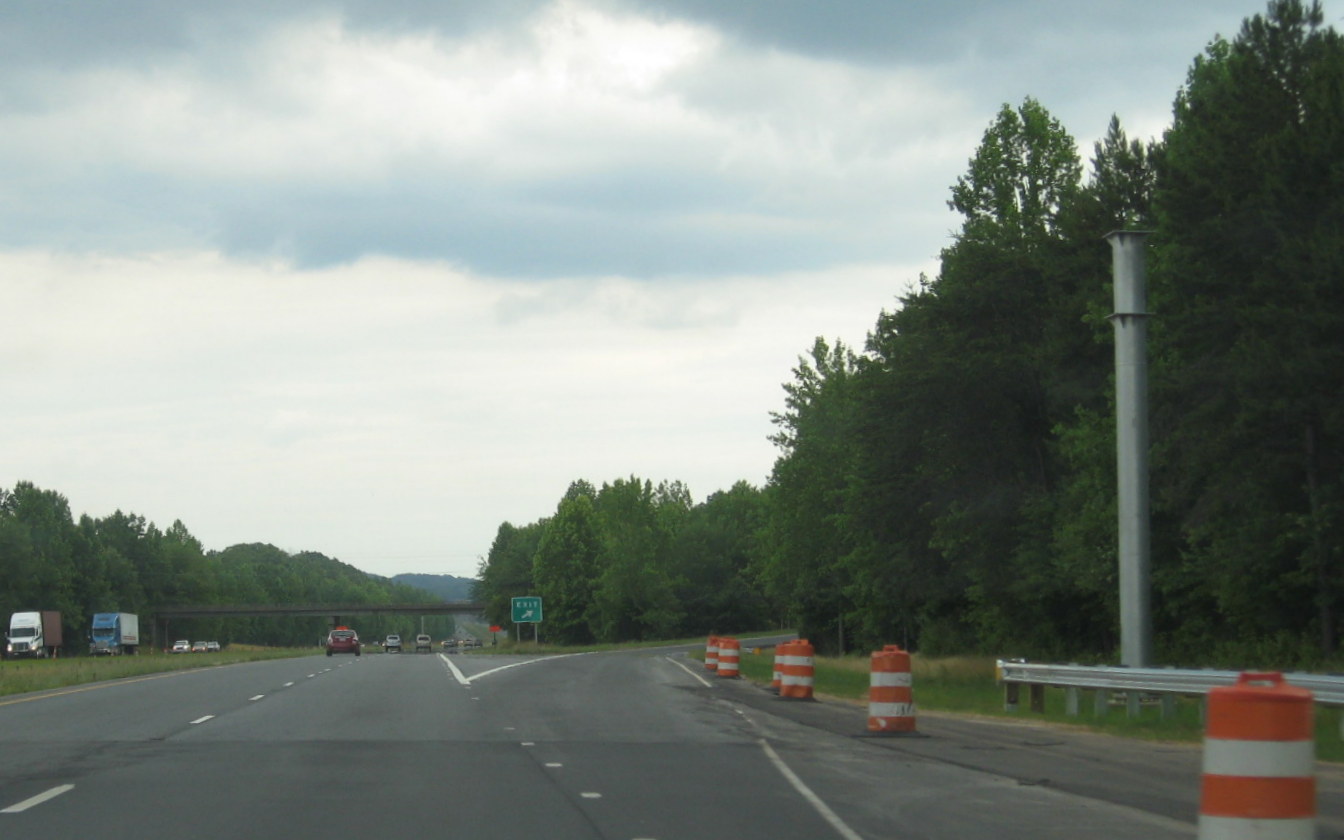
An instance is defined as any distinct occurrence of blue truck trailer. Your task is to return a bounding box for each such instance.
[89,612,140,655]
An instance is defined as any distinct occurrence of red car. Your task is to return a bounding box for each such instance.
[326,627,361,657]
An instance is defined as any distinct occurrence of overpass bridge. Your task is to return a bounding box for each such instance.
[152,602,485,646]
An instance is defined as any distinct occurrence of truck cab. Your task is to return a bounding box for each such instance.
[89,612,140,656]
[6,611,61,659]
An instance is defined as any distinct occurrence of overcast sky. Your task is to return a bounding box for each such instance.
[2,0,1261,580]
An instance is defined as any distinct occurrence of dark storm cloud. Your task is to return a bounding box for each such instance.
[0,0,1258,279]
[210,175,905,278]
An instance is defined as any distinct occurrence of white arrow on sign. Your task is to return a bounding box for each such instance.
[521,610,535,619]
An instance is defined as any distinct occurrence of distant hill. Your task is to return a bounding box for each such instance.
[391,573,478,602]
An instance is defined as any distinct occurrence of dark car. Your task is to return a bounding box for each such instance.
[326,627,361,657]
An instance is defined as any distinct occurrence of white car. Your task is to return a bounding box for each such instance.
[385,634,402,653]
[415,634,432,653]
[171,639,191,653]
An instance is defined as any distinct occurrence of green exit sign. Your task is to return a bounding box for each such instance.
[511,596,543,623]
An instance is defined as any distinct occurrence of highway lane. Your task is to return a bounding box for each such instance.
[0,649,1215,838]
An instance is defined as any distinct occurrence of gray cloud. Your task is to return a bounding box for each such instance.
[1,0,1272,576]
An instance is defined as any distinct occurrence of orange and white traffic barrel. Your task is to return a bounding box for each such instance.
[717,638,741,678]
[868,645,916,732]
[704,636,719,672]
[1199,671,1314,840]
[779,639,815,699]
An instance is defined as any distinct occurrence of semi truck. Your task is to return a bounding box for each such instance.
[5,611,63,659]
[89,612,140,656]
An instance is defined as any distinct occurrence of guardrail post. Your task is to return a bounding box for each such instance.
[1065,687,1080,716]
[1030,684,1045,713]
[1094,689,1109,718]
[1004,682,1020,712]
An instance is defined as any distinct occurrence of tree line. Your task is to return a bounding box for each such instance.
[476,1,1344,667]
[0,481,453,649]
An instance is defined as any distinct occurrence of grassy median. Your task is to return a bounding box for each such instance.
[0,646,315,698]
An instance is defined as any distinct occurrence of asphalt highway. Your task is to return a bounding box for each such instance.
[0,646,1336,838]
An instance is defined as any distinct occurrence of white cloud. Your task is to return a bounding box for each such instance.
[0,0,1259,578]
[3,4,720,183]
[0,0,974,275]
[2,247,916,575]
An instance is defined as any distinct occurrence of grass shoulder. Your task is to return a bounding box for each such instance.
[714,648,1344,764]
[0,646,316,699]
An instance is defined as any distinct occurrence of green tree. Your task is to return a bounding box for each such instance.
[759,337,862,653]
[666,481,771,636]
[588,477,683,642]
[847,97,1095,654]
[0,486,40,620]
[477,520,543,632]
[1152,0,1344,658]
[949,97,1082,247]
[532,491,602,644]
[3,483,82,644]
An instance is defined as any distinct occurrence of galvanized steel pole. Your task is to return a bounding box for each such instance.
[1106,231,1153,667]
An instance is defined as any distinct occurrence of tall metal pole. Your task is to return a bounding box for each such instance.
[1107,231,1153,667]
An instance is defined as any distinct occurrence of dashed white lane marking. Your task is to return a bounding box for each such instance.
[249,695,265,701]
[190,715,215,725]
[1,785,74,813]
[758,739,863,840]
[580,792,602,799]
[283,681,295,687]
[545,763,563,768]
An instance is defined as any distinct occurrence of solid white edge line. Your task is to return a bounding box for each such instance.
[759,740,865,840]
[465,653,592,684]
[1,784,75,813]
[438,653,470,685]
[664,655,713,688]
[439,652,591,685]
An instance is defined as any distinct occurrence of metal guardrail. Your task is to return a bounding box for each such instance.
[996,660,1344,707]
